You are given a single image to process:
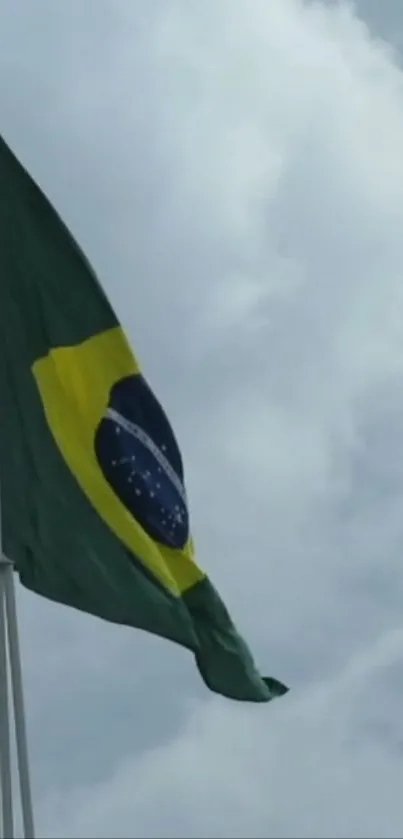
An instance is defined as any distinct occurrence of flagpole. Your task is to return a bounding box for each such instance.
[0,488,34,839]
[0,560,13,838]
[4,563,35,839]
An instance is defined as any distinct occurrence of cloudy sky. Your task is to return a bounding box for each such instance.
[2,0,403,836]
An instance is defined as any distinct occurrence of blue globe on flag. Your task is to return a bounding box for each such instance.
[95,375,189,550]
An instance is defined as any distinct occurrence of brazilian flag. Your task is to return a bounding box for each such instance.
[0,133,288,703]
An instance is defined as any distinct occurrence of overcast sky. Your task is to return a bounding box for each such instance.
[2,1,403,836]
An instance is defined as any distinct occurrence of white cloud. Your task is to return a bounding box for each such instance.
[40,628,403,839]
[3,0,403,835]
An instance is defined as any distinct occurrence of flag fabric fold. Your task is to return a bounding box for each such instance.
[0,133,288,703]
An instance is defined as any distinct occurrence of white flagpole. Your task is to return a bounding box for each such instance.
[0,476,35,839]
[0,559,13,838]
[3,563,35,838]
